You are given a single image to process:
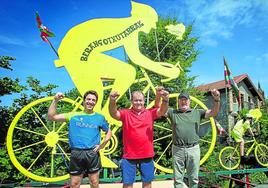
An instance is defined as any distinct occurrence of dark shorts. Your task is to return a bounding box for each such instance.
[69,148,101,176]
[121,158,154,184]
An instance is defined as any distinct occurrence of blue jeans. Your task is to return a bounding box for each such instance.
[172,144,200,188]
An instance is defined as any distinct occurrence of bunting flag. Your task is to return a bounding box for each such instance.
[36,12,55,42]
[224,57,241,107]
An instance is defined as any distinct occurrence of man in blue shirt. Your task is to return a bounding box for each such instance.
[48,90,112,188]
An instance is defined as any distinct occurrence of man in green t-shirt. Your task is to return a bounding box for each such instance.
[167,89,220,188]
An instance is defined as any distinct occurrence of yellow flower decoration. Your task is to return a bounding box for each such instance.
[248,108,262,121]
[165,23,186,40]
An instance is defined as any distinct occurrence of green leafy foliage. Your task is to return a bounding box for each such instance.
[0,56,26,97]
[259,104,268,146]
[0,77,26,97]
[26,76,57,96]
[0,56,16,70]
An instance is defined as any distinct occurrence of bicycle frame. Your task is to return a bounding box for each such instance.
[245,139,257,157]
[231,139,257,158]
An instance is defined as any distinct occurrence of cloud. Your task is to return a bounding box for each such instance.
[201,37,218,46]
[185,0,257,45]
[243,52,268,63]
[159,0,268,46]
[0,35,26,46]
[261,53,268,62]
[264,53,268,59]
[244,55,254,61]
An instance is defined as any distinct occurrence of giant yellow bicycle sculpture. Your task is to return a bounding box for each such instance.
[7,1,216,182]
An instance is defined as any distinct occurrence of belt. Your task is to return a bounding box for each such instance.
[71,147,94,151]
[173,142,199,148]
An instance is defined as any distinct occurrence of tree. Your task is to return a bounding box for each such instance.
[259,101,268,146]
[0,56,26,99]
[0,56,59,184]
[0,56,26,145]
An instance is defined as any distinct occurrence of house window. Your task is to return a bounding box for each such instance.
[233,93,237,103]
[248,96,252,109]
[241,93,244,109]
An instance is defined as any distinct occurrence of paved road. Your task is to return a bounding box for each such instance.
[81,180,185,188]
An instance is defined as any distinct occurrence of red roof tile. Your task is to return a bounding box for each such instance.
[196,73,264,100]
[196,74,248,92]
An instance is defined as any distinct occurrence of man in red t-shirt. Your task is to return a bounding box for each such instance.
[109,88,169,188]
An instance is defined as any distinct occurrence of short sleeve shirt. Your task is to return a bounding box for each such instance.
[167,108,205,146]
[64,111,109,149]
[119,108,159,159]
[232,119,251,137]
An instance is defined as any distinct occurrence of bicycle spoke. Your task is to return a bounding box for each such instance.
[50,148,55,177]
[154,124,172,132]
[142,84,151,95]
[155,140,172,164]
[60,132,68,137]
[200,120,210,126]
[193,104,198,109]
[154,134,172,142]
[133,77,147,83]
[258,155,266,161]
[258,146,266,153]
[59,138,69,143]
[231,156,239,160]
[55,152,70,156]
[200,138,211,144]
[56,122,67,134]
[14,140,45,152]
[154,38,173,60]
[263,156,268,162]
[31,107,50,133]
[154,30,160,61]
[27,146,48,171]
[15,127,46,136]
[57,143,70,161]
[58,132,68,143]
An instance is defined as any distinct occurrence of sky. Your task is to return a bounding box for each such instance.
[1,0,268,106]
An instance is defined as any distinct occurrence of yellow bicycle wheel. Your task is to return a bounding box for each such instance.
[7,96,84,182]
[148,93,217,174]
[219,146,240,170]
[255,143,268,167]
